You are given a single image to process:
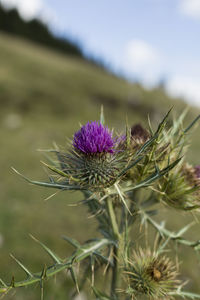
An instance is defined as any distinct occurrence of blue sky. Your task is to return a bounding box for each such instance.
[1,0,200,106]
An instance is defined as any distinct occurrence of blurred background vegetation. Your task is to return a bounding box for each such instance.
[0,4,200,299]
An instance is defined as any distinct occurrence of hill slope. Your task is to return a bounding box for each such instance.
[0,31,195,119]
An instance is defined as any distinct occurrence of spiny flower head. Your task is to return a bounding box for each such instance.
[157,163,200,211]
[56,121,126,191]
[73,121,115,154]
[124,249,179,300]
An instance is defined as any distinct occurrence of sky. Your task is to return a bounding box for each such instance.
[1,0,200,107]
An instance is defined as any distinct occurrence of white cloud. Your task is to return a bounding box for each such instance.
[0,0,57,23]
[179,0,200,19]
[125,40,159,69]
[0,0,42,20]
[123,39,162,86]
[167,76,200,107]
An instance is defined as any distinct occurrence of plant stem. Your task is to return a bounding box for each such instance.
[106,198,120,240]
[106,197,121,299]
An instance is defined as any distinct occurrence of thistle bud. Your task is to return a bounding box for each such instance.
[194,165,200,179]
[157,163,200,210]
[131,124,150,148]
[123,249,179,299]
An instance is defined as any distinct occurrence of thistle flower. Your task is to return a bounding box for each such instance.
[124,249,179,299]
[73,121,115,154]
[56,121,125,191]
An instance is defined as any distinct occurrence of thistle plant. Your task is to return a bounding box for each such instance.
[2,108,200,300]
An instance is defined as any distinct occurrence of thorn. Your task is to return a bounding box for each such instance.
[10,254,33,278]
[29,234,62,264]
[70,267,79,294]
[0,279,6,288]
[114,183,132,215]
[10,276,15,288]
[41,265,47,280]
[62,236,80,249]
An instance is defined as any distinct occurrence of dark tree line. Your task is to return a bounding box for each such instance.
[0,4,83,58]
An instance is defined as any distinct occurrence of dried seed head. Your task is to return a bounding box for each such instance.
[124,249,179,299]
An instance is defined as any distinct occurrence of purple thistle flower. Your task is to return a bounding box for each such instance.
[195,165,200,178]
[73,121,115,154]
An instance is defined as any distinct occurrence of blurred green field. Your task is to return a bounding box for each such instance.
[0,31,200,299]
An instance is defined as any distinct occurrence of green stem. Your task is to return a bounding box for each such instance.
[106,198,121,299]
[106,198,120,240]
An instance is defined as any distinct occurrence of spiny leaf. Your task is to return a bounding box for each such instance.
[69,267,79,293]
[184,114,200,134]
[62,236,81,249]
[30,235,62,264]
[156,107,173,134]
[0,280,6,288]
[117,156,144,179]
[100,105,105,125]
[144,212,200,248]
[12,167,82,191]
[0,239,111,294]
[169,290,200,299]
[74,239,114,262]
[124,157,182,193]
[136,108,172,157]
[41,161,70,178]
[10,254,33,278]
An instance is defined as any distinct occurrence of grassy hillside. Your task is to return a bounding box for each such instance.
[0,31,200,299]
